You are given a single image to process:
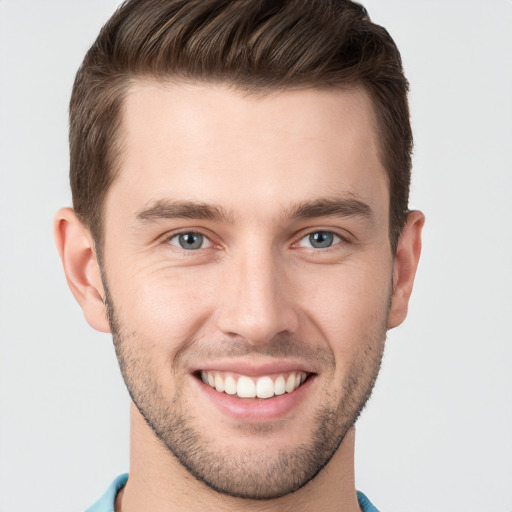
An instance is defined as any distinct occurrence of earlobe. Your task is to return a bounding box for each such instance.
[388,210,425,329]
[54,207,111,333]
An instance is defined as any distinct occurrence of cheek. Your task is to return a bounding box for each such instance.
[106,261,219,350]
[293,257,392,360]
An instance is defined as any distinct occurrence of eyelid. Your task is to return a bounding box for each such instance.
[159,227,349,251]
[164,229,217,250]
[293,228,350,250]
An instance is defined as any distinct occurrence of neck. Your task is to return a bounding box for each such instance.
[116,403,361,512]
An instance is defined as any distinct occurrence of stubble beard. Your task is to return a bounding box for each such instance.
[105,290,388,500]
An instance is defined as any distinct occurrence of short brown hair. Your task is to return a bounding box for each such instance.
[70,0,412,253]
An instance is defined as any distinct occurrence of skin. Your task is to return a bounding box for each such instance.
[55,81,424,512]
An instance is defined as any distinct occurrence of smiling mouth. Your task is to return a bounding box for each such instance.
[197,370,311,399]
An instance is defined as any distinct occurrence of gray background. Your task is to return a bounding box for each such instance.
[1,1,511,511]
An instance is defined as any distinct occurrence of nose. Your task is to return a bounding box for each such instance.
[216,247,299,346]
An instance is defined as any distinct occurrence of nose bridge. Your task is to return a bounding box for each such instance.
[216,242,298,344]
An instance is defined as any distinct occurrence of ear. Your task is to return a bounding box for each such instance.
[388,210,425,329]
[54,207,111,333]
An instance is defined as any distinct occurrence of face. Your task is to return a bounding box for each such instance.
[101,82,393,498]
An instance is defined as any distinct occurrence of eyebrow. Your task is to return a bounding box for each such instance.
[285,196,373,222]
[134,195,373,224]
[135,200,235,223]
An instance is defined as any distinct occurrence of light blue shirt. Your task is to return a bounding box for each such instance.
[86,473,380,512]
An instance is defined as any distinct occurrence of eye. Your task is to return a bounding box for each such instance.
[168,232,212,250]
[298,231,342,249]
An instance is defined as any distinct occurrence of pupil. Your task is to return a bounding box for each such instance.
[179,233,202,249]
[310,231,333,248]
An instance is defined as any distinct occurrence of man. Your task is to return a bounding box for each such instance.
[54,0,424,510]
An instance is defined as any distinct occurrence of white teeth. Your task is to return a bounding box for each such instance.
[224,375,237,395]
[214,374,224,392]
[274,375,286,395]
[237,376,256,398]
[256,376,274,399]
[200,370,308,399]
[285,373,296,393]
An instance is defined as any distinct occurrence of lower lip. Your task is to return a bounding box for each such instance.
[192,375,315,422]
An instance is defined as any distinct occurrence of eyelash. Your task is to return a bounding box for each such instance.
[165,229,347,252]
[166,231,214,251]
[295,231,344,250]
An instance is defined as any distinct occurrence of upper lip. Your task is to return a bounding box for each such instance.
[191,359,316,377]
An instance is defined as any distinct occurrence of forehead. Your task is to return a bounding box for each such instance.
[107,80,388,224]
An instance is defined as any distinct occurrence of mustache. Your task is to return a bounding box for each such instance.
[173,335,336,371]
